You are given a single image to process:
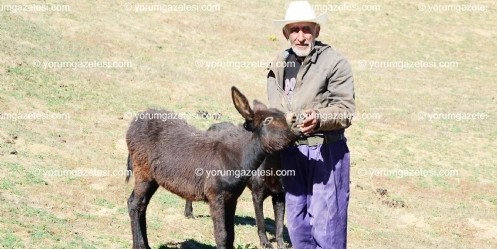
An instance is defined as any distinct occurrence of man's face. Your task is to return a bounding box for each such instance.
[284,22,320,57]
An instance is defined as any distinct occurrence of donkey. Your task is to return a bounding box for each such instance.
[184,122,286,249]
[125,87,298,249]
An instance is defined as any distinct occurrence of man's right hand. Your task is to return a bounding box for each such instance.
[298,109,319,136]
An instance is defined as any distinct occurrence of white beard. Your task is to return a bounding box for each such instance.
[291,42,314,57]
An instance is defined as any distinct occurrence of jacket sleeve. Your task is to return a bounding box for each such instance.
[266,55,289,112]
[315,55,355,131]
[266,69,278,108]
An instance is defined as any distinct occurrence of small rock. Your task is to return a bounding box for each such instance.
[376,188,388,196]
[382,199,407,208]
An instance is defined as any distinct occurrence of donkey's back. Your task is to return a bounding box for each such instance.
[126,109,238,201]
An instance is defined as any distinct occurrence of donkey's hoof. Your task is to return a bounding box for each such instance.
[133,246,151,249]
[261,242,274,249]
[276,241,287,249]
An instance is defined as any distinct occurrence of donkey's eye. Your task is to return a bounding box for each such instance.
[262,117,273,126]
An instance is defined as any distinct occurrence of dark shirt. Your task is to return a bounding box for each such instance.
[283,52,302,101]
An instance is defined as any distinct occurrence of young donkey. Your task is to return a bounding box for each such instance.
[125,87,297,249]
[185,122,286,249]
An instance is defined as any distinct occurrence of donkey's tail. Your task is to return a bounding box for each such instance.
[125,154,133,183]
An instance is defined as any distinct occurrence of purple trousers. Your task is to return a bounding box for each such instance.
[280,139,350,249]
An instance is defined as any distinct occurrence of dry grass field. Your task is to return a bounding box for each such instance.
[0,0,496,248]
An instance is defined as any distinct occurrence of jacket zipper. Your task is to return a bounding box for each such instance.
[291,56,311,112]
[272,58,292,111]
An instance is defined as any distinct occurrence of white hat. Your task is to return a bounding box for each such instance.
[273,1,327,31]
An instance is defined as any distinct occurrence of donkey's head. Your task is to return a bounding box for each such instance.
[231,87,298,153]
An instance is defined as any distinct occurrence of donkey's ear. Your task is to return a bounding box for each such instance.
[231,86,253,120]
[253,99,268,112]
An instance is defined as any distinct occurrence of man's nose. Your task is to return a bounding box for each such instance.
[297,30,305,42]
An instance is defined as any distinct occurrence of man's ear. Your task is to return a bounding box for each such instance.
[282,28,289,40]
[315,25,320,38]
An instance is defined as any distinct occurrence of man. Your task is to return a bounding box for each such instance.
[267,1,355,248]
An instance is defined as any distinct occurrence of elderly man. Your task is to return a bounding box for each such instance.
[268,1,355,248]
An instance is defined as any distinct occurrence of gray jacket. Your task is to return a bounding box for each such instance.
[267,41,355,132]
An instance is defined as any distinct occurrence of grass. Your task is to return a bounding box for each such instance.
[1,0,496,248]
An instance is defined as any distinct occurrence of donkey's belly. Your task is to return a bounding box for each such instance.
[159,179,206,202]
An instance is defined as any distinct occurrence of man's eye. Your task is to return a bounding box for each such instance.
[289,26,313,34]
[302,26,312,33]
[290,27,300,33]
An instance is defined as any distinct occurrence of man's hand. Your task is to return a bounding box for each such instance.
[298,109,319,135]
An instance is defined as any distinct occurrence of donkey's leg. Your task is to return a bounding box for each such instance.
[252,190,272,249]
[184,200,194,218]
[209,196,228,249]
[128,181,159,249]
[224,200,237,249]
[272,193,286,249]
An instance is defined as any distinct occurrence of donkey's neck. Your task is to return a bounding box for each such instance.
[240,133,266,171]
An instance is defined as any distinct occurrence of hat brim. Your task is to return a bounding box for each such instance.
[273,13,327,31]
